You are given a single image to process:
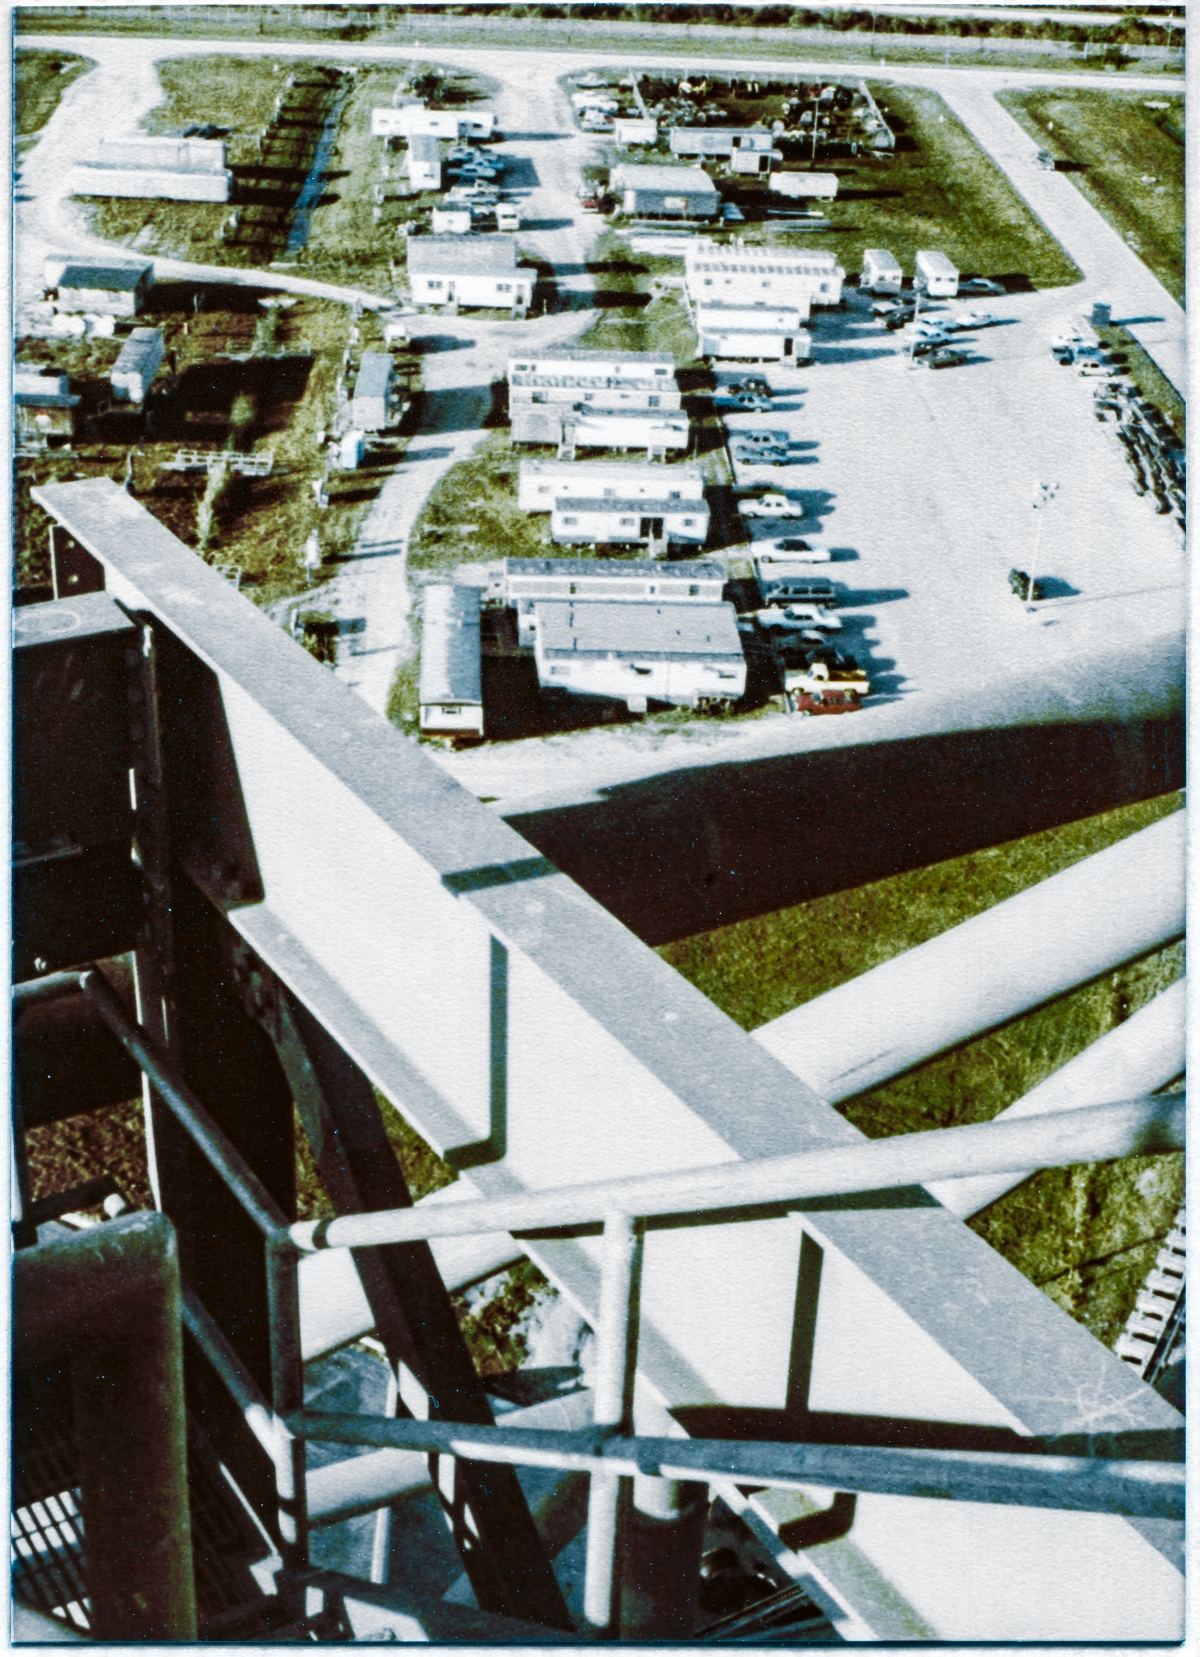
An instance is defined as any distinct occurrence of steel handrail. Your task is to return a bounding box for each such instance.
[288,1093,1185,1253]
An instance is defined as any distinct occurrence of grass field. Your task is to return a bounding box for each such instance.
[718,82,1081,289]
[15,46,92,137]
[998,88,1184,305]
[660,789,1184,1346]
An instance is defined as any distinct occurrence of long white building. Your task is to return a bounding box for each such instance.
[533,599,745,712]
[511,403,689,455]
[508,349,680,409]
[685,241,844,309]
[71,137,231,203]
[694,301,811,363]
[501,555,725,644]
[418,583,483,739]
[551,495,709,552]
[517,458,704,512]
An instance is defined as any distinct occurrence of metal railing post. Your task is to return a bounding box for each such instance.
[266,1237,309,1575]
[583,1209,641,1633]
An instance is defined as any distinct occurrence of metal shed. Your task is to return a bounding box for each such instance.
[14,369,79,441]
[611,164,720,221]
[418,584,483,739]
[350,353,394,431]
[72,137,231,203]
[533,599,745,712]
[111,327,164,403]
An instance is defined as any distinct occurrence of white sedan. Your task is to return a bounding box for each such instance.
[756,603,841,631]
[737,493,803,519]
[757,535,832,563]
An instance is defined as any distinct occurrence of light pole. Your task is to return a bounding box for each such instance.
[1027,480,1059,612]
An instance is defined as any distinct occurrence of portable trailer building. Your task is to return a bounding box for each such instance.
[914,249,959,298]
[772,172,839,200]
[611,163,720,221]
[533,599,745,712]
[731,147,783,176]
[694,301,811,363]
[407,236,533,311]
[418,584,483,739]
[517,458,704,511]
[669,128,776,159]
[373,105,460,140]
[110,327,164,403]
[685,242,839,308]
[406,133,443,191]
[861,248,903,294]
[551,495,709,552]
[13,369,79,440]
[614,117,657,146]
[49,260,154,317]
[350,353,394,431]
[72,136,231,203]
[510,348,677,388]
[511,403,689,454]
[504,555,726,644]
[510,381,682,412]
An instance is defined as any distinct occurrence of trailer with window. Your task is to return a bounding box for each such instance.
[511,403,690,455]
[730,147,783,176]
[406,133,443,191]
[518,458,704,512]
[533,598,745,712]
[914,249,959,298]
[696,302,810,363]
[611,163,720,221]
[669,128,776,159]
[48,259,154,317]
[685,242,839,309]
[772,172,839,200]
[550,495,709,553]
[110,327,165,404]
[418,584,484,739]
[350,353,394,431]
[861,248,904,294]
[503,556,726,644]
[407,236,533,312]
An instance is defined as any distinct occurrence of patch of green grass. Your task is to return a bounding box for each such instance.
[407,430,550,581]
[295,1092,456,1222]
[580,232,704,358]
[998,88,1184,304]
[15,47,92,136]
[659,790,1184,1346]
[726,83,1080,288]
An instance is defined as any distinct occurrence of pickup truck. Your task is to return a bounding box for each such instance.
[738,493,802,518]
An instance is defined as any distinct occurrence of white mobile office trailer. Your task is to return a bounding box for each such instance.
[504,556,725,644]
[372,105,459,139]
[406,133,443,190]
[419,584,484,739]
[407,236,533,311]
[533,599,745,712]
[861,248,904,294]
[685,241,839,308]
[110,327,164,403]
[72,137,231,202]
[550,495,709,551]
[350,353,394,431]
[517,457,704,511]
[669,128,776,159]
[508,348,681,410]
[914,249,959,297]
[511,403,689,454]
[615,117,658,146]
[772,172,839,200]
[694,301,811,363]
[731,147,783,176]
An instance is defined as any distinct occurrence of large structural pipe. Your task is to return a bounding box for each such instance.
[290,1095,1184,1253]
[928,978,1186,1217]
[754,812,1184,1103]
[13,1213,197,1641]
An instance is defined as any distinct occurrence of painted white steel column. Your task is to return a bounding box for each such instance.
[755,813,1184,1104]
[928,978,1186,1217]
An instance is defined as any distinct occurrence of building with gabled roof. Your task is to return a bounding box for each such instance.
[48,259,154,316]
[407,235,532,310]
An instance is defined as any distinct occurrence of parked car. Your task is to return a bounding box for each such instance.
[909,335,951,358]
[727,375,771,396]
[949,309,996,331]
[731,428,790,448]
[927,347,969,370]
[960,277,1006,296]
[885,309,918,331]
[721,202,746,223]
[758,536,831,563]
[756,602,841,631]
[733,445,791,466]
[724,391,772,411]
[738,493,802,518]
[790,687,863,715]
[1034,148,1057,171]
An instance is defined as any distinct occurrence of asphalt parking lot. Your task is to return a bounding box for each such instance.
[722,285,1184,714]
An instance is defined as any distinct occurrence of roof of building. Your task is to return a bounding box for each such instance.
[14,387,79,408]
[113,327,163,370]
[569,405,689,425]
[535,599,743,660]
[554,497,709,517]
[863,247,902,267]
[613,164,721,196]
[521,458,704,487]
[512,348,676,368]
[671,126,774,141]
[409,132,442,161]
[916,248,958,273]
[14,367,68,396]
[408,235,518,275]
[419,584,481,704]
[354,353,394,399]
[96,136,227,173]
[506,557,722,581]
[57,261,153,292]
[687,244,839,271]
[695,301,804,319]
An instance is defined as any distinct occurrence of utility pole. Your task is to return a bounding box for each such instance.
[1027,480,1059,612]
